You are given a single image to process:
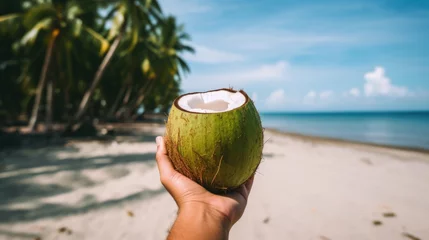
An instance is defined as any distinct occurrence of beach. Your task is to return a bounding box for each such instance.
[1,123,428,240]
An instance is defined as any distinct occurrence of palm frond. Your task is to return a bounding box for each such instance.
[20,18,53,47]
[23,3,56,29]
[65,2,83,21]
[161,16,177,48]
[150,0,162,13]
[69,19,83,37]
[82,26,110,55]
[143,0,152,9]
[146,40,162,56]
[0,14,21,24]
[178,32,191,40]
[98,4,119,33]
[176,23,185,33]
[177,56,191,75]
[107,4,125,40]
[148,6,163,24]
[122,6,139,54]
[0,14,22,35]
[176,43,195,53]
[137,0,162,12]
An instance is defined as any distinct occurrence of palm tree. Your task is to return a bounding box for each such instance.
[0,2,25,123]
[109,22,161,120]
[0,0,195,127]
[71,0,163,126]
[159,16,194,80]
[0,0,109,131]
[129,15,194,119]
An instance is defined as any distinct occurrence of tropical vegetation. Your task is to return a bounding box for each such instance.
[0,0,194,133]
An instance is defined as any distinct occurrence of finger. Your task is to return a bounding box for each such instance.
[155,136,200,202]
[155,136,175,177]
[155,136,180,194]
[244,174,255,195]
[230,175,255,202]
[156,136,167,155]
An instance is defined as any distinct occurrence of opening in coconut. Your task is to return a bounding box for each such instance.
[177,89,247,113]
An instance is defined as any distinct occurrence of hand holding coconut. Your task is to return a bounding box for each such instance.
[156,136,254,239]
[157,89,263,239]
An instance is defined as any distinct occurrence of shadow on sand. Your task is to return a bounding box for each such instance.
[0,130,165,224]
[0,229,41,239]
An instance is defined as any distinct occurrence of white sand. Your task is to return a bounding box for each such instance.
[0,124,428,240]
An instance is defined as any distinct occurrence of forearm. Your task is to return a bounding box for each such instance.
[167,204,231,240]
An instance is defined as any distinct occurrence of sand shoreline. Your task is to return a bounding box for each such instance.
[1,123,429,240]
[265,127,429,155]
[2,122,428,155]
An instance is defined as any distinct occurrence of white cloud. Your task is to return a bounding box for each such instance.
[184,45,244,64]
[305,90,334,100]
[305,91,317,99]
[182,61,289,89]
[251,92,258,102]
[304,90,334,104]
[303,90,317,104]
[244,61,288,80]
[266,89,286,106]
[364,67,409,97]
[343,88,360,97]
[349,88,360,97]
[319,90,333,99]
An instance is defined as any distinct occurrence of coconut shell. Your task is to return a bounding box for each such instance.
[165,88,263,193]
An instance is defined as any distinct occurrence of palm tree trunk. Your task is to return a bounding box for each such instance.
[71,22,126,125]
[64,43,73,121]
[107,84,127,118]
[131,80,156,120]
[122,84,132,105]
[28,30,59,131]
[114,85,132,118]
[46,48,62,132]
[45,77,53,132]
[117,79,151,120]
[108,72,134,120]
[63,86,70,120]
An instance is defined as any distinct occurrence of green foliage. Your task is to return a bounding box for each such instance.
[0,0,194,127]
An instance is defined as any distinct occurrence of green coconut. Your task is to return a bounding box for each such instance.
[165,88,263,193]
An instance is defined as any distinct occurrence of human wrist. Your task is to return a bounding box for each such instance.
[179,202,232,232]
[167,203,231,239]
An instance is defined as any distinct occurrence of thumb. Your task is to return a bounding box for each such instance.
[155,136,175,177]
[155,136,204,205]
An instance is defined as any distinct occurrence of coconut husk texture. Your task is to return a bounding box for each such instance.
[165,88,263,193]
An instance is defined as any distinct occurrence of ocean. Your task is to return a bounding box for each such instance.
[260,111,429,150]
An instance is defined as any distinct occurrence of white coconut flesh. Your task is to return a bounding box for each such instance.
[178,90,247,113]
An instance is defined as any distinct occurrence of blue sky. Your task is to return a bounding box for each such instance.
[161,0,429,112]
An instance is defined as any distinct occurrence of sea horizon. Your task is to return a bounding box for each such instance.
[260,109,429,114]
[260,110,429,150]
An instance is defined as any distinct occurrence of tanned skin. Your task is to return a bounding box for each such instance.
[155,137,255,240]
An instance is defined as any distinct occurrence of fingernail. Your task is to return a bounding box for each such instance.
[156,136,162,147]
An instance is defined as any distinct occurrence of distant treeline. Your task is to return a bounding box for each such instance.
[0,0,194,132]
